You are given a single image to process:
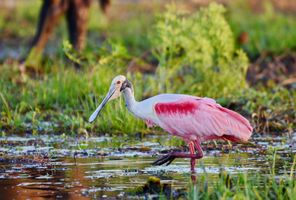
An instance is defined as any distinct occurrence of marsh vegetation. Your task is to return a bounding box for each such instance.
[0,0,295,199]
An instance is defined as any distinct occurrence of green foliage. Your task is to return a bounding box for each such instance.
[188,153,296,199]
[0,1,41,39]
[152,3,249,97]
[239,87,296,132]
[0,2,294,136]
[0,42,147,135]
[63,40,82,64]
[189,171,296,199]
[229,2,296,57]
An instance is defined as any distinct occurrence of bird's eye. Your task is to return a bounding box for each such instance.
[117,81,121,84]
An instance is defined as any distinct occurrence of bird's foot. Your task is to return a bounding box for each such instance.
[152,152,176,166]
[152,151,203,166]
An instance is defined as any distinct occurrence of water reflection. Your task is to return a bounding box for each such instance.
[0,134,294,199]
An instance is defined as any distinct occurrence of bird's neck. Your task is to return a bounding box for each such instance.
[122,88,138,114]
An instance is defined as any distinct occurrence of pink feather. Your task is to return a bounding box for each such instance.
[154,97,252,143]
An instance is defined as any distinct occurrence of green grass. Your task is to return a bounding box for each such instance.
[0,1,41,39]
[228,1,296,58]
[188,171,296,199]
[187,151,296,199]
[0,2,295,136]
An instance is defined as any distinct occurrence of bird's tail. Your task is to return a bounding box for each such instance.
[218,106,253,142]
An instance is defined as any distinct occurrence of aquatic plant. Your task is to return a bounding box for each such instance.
[188,171,296,199]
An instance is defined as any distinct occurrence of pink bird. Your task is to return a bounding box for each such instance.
[89,75,253,171]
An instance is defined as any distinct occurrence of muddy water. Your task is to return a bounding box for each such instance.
[0,134,294,199]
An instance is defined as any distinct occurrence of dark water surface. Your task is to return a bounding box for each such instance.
[0,133,295,199]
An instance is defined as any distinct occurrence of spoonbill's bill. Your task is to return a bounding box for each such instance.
[89,75,253,170]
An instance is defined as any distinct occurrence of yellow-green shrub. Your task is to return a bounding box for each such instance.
[152,3,248,97]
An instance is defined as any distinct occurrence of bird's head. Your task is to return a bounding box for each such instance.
[88,75,133,123]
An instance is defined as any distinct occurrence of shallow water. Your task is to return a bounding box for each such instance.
[0,133,295,199]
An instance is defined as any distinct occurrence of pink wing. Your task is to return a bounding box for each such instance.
[154,97,253,142]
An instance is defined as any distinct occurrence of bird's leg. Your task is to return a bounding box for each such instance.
[189,141,196,172]
[152,140,204,166]
[193,140,204,158]
[192,140,204,172]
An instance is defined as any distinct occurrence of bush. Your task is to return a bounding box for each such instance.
[152,3,248,98]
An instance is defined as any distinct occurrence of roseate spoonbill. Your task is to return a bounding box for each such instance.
[89,75,253,170]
